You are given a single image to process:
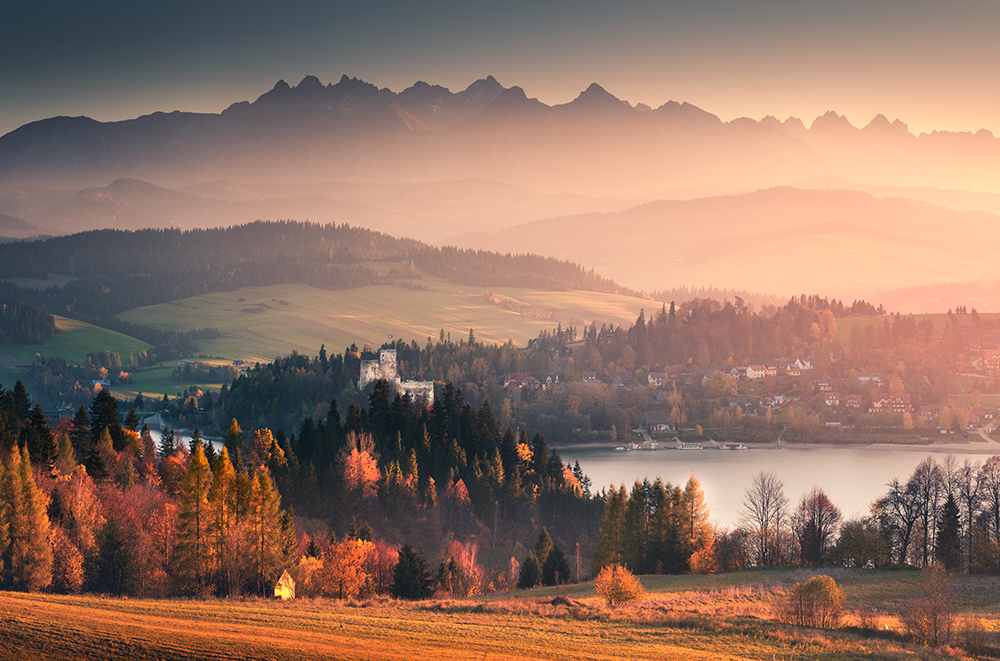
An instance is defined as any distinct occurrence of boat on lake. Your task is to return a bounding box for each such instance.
[719,442,748,451]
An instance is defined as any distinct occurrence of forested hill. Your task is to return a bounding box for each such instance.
[0,221,636,323]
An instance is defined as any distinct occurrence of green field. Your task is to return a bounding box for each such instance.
[0,316,151,382]
[117,274,651,363]
[2,568,998,660]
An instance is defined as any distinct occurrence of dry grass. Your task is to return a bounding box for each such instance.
[7,568,1000,660]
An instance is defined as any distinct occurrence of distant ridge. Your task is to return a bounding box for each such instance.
[2,74,999,194]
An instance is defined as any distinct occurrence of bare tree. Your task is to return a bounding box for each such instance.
[980,456,1000,567]
[956,458,983,572]
[879,477,921,565]
[793,487,842,567]
[741,471,788,567]
[909,457,944,566]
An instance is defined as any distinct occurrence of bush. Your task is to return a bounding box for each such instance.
[593,564,645,608]
[778,575,844,628]
[900,564,954,647]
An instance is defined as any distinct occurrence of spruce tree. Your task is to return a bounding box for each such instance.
[68,405,91,463]
[223,418,244,468]
[89,390,122,450]
[159,423,175,458]
[393,544,433,599]
[534,528,554,568]
[593,484,627,572]
[936,492,961,571]
[542,545,571,586]
[517,552,540,589]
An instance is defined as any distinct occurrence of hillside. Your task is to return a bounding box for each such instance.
[447,187,1000,305]
[0,177,631,242]
[116,277,649,363]
[0,221,636,326]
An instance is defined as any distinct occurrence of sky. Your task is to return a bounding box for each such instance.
[4,0,1000,138]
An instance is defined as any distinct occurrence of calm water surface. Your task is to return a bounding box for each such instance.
[560,444,1000,527]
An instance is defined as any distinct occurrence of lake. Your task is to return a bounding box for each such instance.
[559,443,1000,528]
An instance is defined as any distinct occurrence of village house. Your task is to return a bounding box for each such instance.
[759,394,786,409]
[504,372,541,394]
[817,380,834,392]
[647,371,669,388]
[746,365,767,380]
[984,350,1000,373]
[583,371,599,384]
[871,392,913,413]
[274,569,295,600]
[844,394,863,409]
[824,391,841,407]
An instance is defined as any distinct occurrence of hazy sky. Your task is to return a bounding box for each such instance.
[4,0,1000,138]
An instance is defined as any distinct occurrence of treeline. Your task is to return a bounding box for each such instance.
[592,476,714,576]
[0,380,602,598]
[172,362,239,384]
[0,221,634,327]
[687,456,1000,576]
[587,297,840,371]
[0,300,54,344]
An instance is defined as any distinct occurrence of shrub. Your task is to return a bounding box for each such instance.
[593,564,645,608]
[900,564,954,647]
[778,575,844,628]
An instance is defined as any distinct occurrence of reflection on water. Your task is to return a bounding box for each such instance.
[560,444,1000,527]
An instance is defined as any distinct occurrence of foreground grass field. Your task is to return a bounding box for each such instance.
[4,569,1000,660]
[117,272,650,363]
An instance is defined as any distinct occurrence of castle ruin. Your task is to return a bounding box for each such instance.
[359,349,435,404]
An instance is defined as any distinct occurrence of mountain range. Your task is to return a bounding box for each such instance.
[4,74,1000,310]
[3,75,1000,195]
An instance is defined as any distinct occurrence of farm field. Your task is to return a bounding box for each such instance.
[117,273,650,363]
[0,315,151,382]
[3,569,1000,660]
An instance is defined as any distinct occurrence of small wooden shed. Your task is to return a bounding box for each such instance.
[274,569,296,600]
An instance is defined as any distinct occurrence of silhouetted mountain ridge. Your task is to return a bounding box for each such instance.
[2,74,1000,194]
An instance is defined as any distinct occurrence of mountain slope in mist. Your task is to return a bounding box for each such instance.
[446,187,1000,303]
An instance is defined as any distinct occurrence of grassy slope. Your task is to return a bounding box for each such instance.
[117,273,650,363]
[0,315,151,383]
[4,569,999,660]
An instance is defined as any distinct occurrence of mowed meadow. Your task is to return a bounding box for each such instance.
[116,271,650,363]
[6,568,1000,660]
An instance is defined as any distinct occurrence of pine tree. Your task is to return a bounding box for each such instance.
[124,408,140,432]
[175,445,214,591]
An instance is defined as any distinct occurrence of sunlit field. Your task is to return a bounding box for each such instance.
[117,271,650,363]
[4,569,1000,660]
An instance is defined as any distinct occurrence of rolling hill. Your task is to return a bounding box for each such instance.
[446,187,1000,305]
